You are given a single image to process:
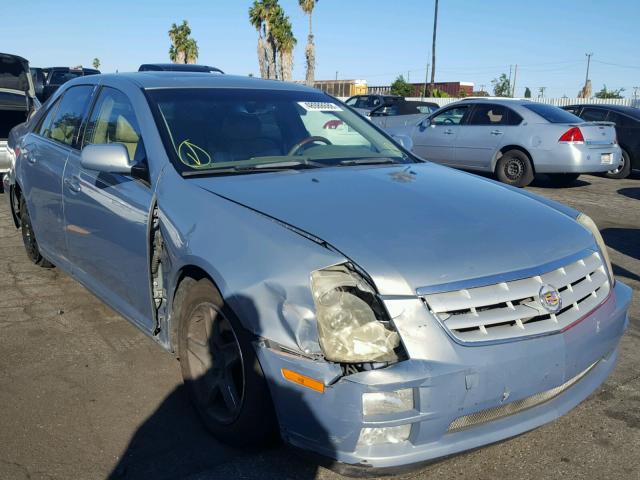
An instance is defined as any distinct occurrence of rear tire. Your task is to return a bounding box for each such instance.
[176,278,277,447]
[547,173,581,186]
[605,148,632,179]
[19,197,54,268]
[495,150,535,187]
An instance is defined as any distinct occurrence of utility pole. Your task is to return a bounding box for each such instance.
[429,0,439,94]
[511,64,518,97]
[423,63,430,98]
[335,71,338,81]
[407,70,410,82]
[584,52,593,85]
[507,64,513,96]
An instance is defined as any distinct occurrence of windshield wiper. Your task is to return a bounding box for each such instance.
[339,157,399,166]
[182,158,326,177]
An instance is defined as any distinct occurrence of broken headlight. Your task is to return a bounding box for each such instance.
[310,264,401,363]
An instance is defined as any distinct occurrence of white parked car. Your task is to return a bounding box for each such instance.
[384,98,622,187]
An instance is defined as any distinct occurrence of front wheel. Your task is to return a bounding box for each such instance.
[19,197,54,268]
[495,150,534,187]
[177,278,277,447]
[605,149,632,179]
[547,173,581,187]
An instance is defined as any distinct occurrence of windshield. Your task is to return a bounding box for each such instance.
[523,103,583,123]
[146,88,411,174]
[0,55,30,92]
[49,70,83,85]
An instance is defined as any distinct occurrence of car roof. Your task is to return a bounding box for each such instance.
[564,103,640,120]
[69,72,319,93]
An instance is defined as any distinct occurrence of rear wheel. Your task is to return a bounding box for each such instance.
[495,150,534,187]
[19,197,54,268]
[177,278,277,447]
[605,148,632,179]
[547,173,581,186]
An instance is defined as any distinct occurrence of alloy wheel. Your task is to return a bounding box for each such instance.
[185,302,245,424]
[505,158,524,181]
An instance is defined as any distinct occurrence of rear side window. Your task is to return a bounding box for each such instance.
[608,112,636,128]
[84,87,144,162]
[468,104,509,125]
[523,103,582,123]
[581,108,608,122]
[44,85,94,146]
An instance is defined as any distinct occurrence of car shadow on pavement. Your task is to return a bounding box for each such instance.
[617,188,640,201]
[108,296,335,480]
[530,175,591,189]
[602,228,640,262]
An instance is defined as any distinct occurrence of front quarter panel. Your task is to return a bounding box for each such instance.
[157,167,347,354]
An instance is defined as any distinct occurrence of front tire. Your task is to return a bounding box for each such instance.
[605,148,632,179]
[547,173,581,186]
[495,150,534,187]
[19,197,54,268]
[176,278,277,447]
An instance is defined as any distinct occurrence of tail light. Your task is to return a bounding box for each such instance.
[558,127,584,143]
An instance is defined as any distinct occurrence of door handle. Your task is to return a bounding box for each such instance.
[490,130,504,135]
[26,155,37,164]
[64,177,81,193]
[444,129,455,135]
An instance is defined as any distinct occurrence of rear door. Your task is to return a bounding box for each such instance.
[411,105,470,164]
[454,103,522,170]
[20,85,94,264]
[63,86,155,331]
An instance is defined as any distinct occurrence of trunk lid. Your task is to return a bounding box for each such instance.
[0,53,34,97]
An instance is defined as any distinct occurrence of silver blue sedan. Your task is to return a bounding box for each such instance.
[3,73,632,474]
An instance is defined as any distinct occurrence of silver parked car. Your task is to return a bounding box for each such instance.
[384,98,622,187]
[4,73,631,474]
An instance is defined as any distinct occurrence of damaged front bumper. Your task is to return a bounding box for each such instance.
[255,280,631,473]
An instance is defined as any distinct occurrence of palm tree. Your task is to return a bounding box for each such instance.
[249,0,279,79]
[298,0,318,86]
[272,8,296,81]
[169,20,199,64]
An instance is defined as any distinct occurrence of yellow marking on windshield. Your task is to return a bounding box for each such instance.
[178,139,213,168]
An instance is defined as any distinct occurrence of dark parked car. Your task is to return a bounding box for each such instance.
[38,67,100,101]
[562,104,639,178]
[369,100,439,130]
[1,53,39,182]
[138,63,224,73]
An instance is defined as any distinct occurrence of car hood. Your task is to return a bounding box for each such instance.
[192,163,594,295]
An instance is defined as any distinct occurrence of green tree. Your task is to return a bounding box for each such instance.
[524,87,532,98]
[299,0,318,86]
[390,75,413,97]
[430,88,449,98]
[491,73,510,97]
[272,7,296,81]
[249,0,280,79]
[92,58,100,70]
[169,20,199,64]
[594,85,625,99]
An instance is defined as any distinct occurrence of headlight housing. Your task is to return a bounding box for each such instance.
[310,264,401,363]
[577,213,615,285]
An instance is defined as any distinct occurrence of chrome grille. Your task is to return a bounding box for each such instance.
[448,360,599,432]
[422,252,610,343]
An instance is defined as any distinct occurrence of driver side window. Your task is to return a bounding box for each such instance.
[431,106,469,126]
[83,87,144,163]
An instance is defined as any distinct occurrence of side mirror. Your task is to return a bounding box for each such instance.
[418,117,431,131]
[393,134,414,151]
[81,143,132,174]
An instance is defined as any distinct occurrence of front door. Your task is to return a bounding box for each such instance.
[411,105,470,164]
[63,86,155,331]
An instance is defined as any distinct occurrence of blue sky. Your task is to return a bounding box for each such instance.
[2,0,639,98]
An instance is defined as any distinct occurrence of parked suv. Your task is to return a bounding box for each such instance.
[384,98,622,187]
[38,67,100,101]
[562,104,639,179]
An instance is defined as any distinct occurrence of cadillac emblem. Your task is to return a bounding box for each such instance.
[539,284,562,313]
